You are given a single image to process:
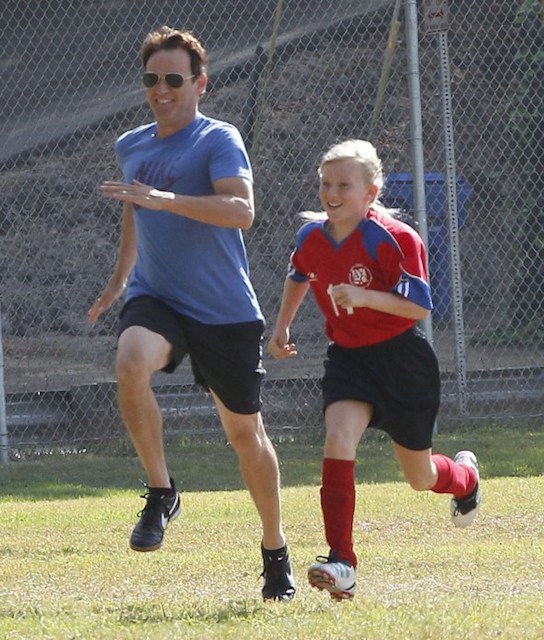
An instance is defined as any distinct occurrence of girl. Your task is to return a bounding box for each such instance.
[268,139,481,601]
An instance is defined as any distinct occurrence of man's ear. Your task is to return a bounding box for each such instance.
[197,72,208,96]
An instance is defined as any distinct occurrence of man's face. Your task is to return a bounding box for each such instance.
[144,48,207,135]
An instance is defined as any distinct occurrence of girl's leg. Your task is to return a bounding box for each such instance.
[320,400,372,568]
[392,443,478,497]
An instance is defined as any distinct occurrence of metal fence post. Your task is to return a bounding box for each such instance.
[404,0,434,347]
[0,312,9,464]
[437,26,468,415]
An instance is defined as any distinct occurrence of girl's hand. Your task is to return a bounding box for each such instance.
[330,283,364,313]
[267,327,298,360]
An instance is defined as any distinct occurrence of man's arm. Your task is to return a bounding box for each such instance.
[100,176,255,230]
[88,202,137,324]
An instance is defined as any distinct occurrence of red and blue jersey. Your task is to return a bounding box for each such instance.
[288,208,433,347]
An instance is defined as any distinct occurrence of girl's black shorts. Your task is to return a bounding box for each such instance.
[321,328,441,450]
[118,295,265,415]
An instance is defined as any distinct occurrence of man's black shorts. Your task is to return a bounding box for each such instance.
[118,295,265,415]
[321,328,441,450]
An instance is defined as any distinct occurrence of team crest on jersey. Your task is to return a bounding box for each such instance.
[349,264,372,288]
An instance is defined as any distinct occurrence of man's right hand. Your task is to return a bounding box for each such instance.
[87,281,126,324]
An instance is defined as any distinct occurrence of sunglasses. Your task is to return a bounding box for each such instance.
[142,72,196,89]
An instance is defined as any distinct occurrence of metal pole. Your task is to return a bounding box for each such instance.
[370,0,402,137]
[437,30,468,414]
[0,312,9,464]
[250,0,285,157]
[404,0,434,347]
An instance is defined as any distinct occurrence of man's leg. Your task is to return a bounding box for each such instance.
[116,326,181,550]
[211,392,284,549]
[117,326,172,486]
[211,392,295,600]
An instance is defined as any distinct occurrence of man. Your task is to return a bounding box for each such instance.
[88,26,295,601]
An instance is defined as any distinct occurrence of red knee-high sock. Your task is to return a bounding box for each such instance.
[431,454,477,499]
[320,458,357,568]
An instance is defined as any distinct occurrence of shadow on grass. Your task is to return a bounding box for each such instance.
[0,424,543,501]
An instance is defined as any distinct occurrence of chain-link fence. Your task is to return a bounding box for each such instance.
[1,0,542,459]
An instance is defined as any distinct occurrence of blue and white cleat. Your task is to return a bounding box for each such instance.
[308,551,356,601]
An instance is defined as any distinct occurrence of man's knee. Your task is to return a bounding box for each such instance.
[227,418,270,456]
[116,348,145,380]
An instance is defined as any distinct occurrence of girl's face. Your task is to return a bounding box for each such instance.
[319,159,378,226]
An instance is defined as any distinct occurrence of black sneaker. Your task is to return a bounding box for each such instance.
[129,478,181,552]
[260,544,296,601]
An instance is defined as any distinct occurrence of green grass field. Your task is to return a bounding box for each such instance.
[0,425,543,639]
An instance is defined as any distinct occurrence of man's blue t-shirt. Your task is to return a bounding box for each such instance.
[115,113,264,325]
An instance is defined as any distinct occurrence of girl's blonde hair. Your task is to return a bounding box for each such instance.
[319,139,383,192]
[301,139,395,221]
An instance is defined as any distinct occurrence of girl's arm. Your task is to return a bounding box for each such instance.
[267,278,310,359]
[331,284,430,320]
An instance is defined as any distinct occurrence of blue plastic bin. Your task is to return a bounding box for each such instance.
[383,173,473,320]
